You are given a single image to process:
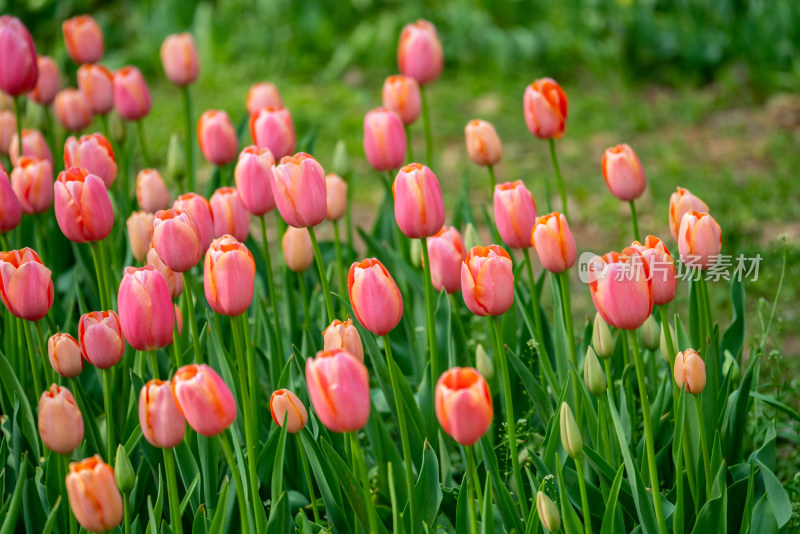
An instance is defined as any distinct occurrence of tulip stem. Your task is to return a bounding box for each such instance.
[522,249,557,389]
[181,270,202,364]
[420,237,439,416]
[90,241,108,310]
[308,225,335,324]
[43,106,57,166]
[136,120,151,168]
[487,164,496,193]
[33,321,53,385]
[693,393,712,499]
[149,350,159,379]
[60,454,78,534]
[420,84,433,165]
[448,293,468,366]
[627,330,667,534]
[558,271,581,422]
[102,368,114,465]
[575,454,593,534]
[163,448,183,534]
[629,200,640,242]
[182,86,195,192]
[382,334,418,532]
[548,138,567,216]
[490,315,528,518]
[297,436,321,524]
[13,97,23,162]
[259,215,284,382]
[350,431,379,533]
[332,220,347,310]
[123,491,131,534]
[22,320,42,397]
[465,445,480,534]
[404,123,414,162]
[219,429,252,534]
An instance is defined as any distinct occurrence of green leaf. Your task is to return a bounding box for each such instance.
[599,465,625,534]
[320,438,370,531]
[174,440,202,516]
[39,496,59,534]
[0,456,26,534]
[208,479,230,533]
[414,440,442,527]
[507,346,554,424]
[179,474,200,516]
[265,490,287,534]
[481,475,494,534]
[299,430,351,533]
[748,494,778,534]
[555,453,583,534]
[271,415,289,501]
[0,351,40,461]
[749,391,800,422]
[755,459,792,528]
[720,278,745,361]
[723,353,761,464]
[455,467,469,534]
[690,460,727,534]
[479,436,524,534]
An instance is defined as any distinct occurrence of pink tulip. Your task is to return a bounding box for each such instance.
[325,173,347,221]
[160,33,200,86]
[0,247,53,320]
[0,111,15,155]
[139,379,186,448]
[531,212,576,274]
[11,157,53,214]
[348,258,403,336]
[669,187,709,241]
[393,163,445,239]
[397,19,443,85]
[602,144,646,201]
[126,211,154,263]
[588,248,653,330]
[0,16,38,96]
[54,167,113,243]
[630,235,677,305]
[246,82,283,116]
[271,152,327,228]
[461,245,514,316]
[118,265,175,351]
[171,364,237,437]
[0,170,21,233]
[48,332,84,378]
[198,109,238,166]
[678,211,722,270]
[323,319,364,363]
[674,349,706,394]
[79,310,125,369]
[29,56,59,106]
[210,187,249,242]
[113,66,152,121]
[151,208,203,273]
[62,15,104,64]
[146,246,184,299]
[136,169,170,213]
[66,456,123,532]
[173,193,215,252]
[305,349,370,433]
[494,180,537,249]
[9,129,52,167]
[435,367,493,446]
[64,133,117,188]
[38,384,84,454]
[281,226,314,272]
[523,78,568,140]
[270,389,308,433]
[234,145,275,216]
[204,235,255,316]
[363,108,406,172]
[54,88,93,132]
[249,107,296,160]
[465,119,502,166]
[77,64,114,115]
[426,226,466,294]
[382,75,421,124]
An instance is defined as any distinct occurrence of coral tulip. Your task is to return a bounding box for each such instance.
[38,384,84,454]
[204,235,256,316]
[160,33,199,86]
[669,187,709,241]
[113,66,152,121]
[246,82,283,115]
[173,192,214,252]
[630,235,677,305]
[234,145,275,216]
[305,349,370,433]
[249,107,296,160]
[64,133,117,188]
[461,245,514,316]
[79,311,125,369]
[210,186,249,242]
[393,163,445,238]
[0,16,38,96]
[494,180,536,249]
[118,265,175,351]
[77,64,114,115]
[425,226,466,294]
[54,167,113,243]
[151,208,203,273]
[11,157,53,214]
[523,78,568,140]
[397,20,443,85]
[139,379,186,448]
[348,258,404,336]
[382,74,421,124]
[271,152,327,228]
[281,226,314,272]
[0,170,21,233]
[323,319,364,363]
[171,364,237,437]
[9,129,52,167]
[126,211,154,263]
[197,109,238,166]
[48,332,84,378]
[0,247,53,320]
[270,389,308,433]
[146,246,184,299]
[29,56,59,105]
[62,15,104,64]
[678,211,722,270]
[435,367,493,446]
[363,108,406,172]
[465,119,502,167]
[674,348,706,394]
[66,456,123,532]
[54,88,93,132]
[325,173,347,221]
[136,168,170,213]
[588,248,653,330]
[602,144,646,202]
[531,212,576,273]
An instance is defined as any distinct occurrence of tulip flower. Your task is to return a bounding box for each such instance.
[425,226,465,294]
[669,187,709,241]
[0,170,21,233]
[325,173,347,221]
[54,167,113,243]
[173,192,214,252]
[0,111,15,155]
[588,248,653,330]
[382,75,421,124]
[531,212,576,273]
[118,265,176,351]
[323,319,364,362]
[113,66,152,121]
[29,56,59,106]
[160,33,200,86]
[602,144,646,201]
[397,19,443,85]
[461,245,514,316]
[146,246,184,299]
[197,109,238,166]
[136,168,170,213]
[493,180,536,249]
[678,211,722,270]
[631,235,677,305]
[204,235,256,316]
[139,379,186,448]
[271,152,327,228]
[0,16,38,96]
[54,88,93,132]
[210,187,249,242]
[0,247,53,320]
[270,389,308,433]
[79,311,125,369]
[305,349,370,433]
[62,15,104,64]
[9,129,52,167]
[77,64,114,115]
[363,108,407,172]
[38,384,84,454]
[435,367,493,446]
[48,333,84,378]
[249,106,296,160]
[246,82,283,115]
[64,133,117,188]
[465,119,502,167]
[126,211,154,263]
[393,163,445,238]
[151,208,203,273]
[171,364,237,436]
[674,348,706,394]
[234,145,275,216]
[282,226,314,272]
[348,258,404,336]
[66,456,123,532]
[11,157,53,214]
[523,78,568,140]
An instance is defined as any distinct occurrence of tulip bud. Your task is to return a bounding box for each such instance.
[0,247,53,320]
[382,75,421,125]
[54,88,93,132]
[160,33,199,86]
[475,343,494,380]
[523,78,568,140]
[494,181,536,249]
[234,145,276,216]
[583,347,606,396]
[204,235,256,316]
[323,319,364,362]
[537,491,561,533]
[0,17,38,97]
[602,144,646,202]
[118,265,176,351]
[77,64,114,115]
[465,119,502,167]
[325,173,347,221]
[113,66,152,121]
[678,211,722,270]
[210,187,250,242]
[363,108,407,172]
[11,157,54,214]
[461,245,514,317]
[674,349,706,394]
[246,82,283,115]
[171,364,237,436]
[589,248,653,331]
[146,247,183,299]
[306,349,371,433]
[48,333,84,378]
[0,170,21,233]
[172,193,214,253]
[531,212,576,273]
[397,20,443,85]
[38,384,84,454]
[66,456,123,532]
[559,402,582,457]
[393,163,445,238]
[641,314,660,351]
[270,389,309,433]
[331,139,350,177]
[659,322,676,363]
[126,211,154,263]
[463,223,480,251]
[271,152,327,228]
[423,226,465,294]
[249,107,296,160]
[167,133,185,182]
[409,238,422,268]
[114,445,135,494]
[348,258,404,336]
[79,311,125,369]
[29,56,59,106]
[139,379,186,448]
[151,208,203,272]
[64,133,117,188]
[435,367,493,446]
[669,187,709,241]
[62,15,104,64]
[592,313,615,359]
[0,111,15,155]
[281,226,314,272]
[136,169,170,213]
[630,235,677,305]
[198,109,238,166]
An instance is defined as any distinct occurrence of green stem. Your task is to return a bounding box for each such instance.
[629,200,640,242]
[34,320,53,386]
[404,123,414,162]
[149,350,159,379]
[345,172,354,249]
[693,393,712,499]
[43,106,56,167]
[13,97,23,162]
[123,491,131,534]
[182,270,202,363]
[597,394,613,465]
[163,448,183,534]
[100,113,111,142]
[23,320,42,396]
[173,325,182,369]
[420,237,439,411]
[575,454,593,534]
[420,84,433,165]
[487,164,496,194]
[100,240,118,308]
[297,436,321,524]
[548,138,567,217]
[350,431,379,533]
[449,293,468,367]
[558,271,581,421]
[182,86,195,192]
[308,225,335,323]
[240,314,260,447]
[90,241,108,310]
[522,249,555,386]
[217,164,226,187]
[332,220,347,307]
[0,233,8,250]
[259,215,284,384]
[219,429,252,534]
[136,120,151,168]
[297,271,312,350]
[103,369,114,464]
[465,445,480,533]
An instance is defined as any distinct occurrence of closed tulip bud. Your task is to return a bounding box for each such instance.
[126,211,154,263]
[537,491,561,533]
[630,235,677,305]
[523,78,568,140]
[382,75,421,124]
[270,389,308,433]
[348,258,404,336]
[669,187,709,241]
[475,343,494,380]
[589,248,653,331]
[146,246,184,299]
[210,187,249,242]
[38,384,84,454]
[249,107,296,160]
[172,364,237,436]
[659,323,676,363]
[113,66,152,121]
[583,347,606,396]
[641,314,660,351]
[0,111,15,155]
[674,349,706,394]
[198,110,238,166]
[331,139,350,177]
[0,170,21,233]
[306,349,371,433]
[602,144,646,201]
[79,311,125,369]
[48,333,84,378]
[139,379,186,448]
[363,108,407,172]
[118,265,175,351]
[678,211,722,270]
[494,181,536,249]
[152,208,203,272]
[559,402,583,457]
[55,168,113,243]
[397,19,443,85]
[281,226,314,272]
[410,238,422,268]
[11,157,54,214]
[592,312,614,359]
[435,367,493,446]
[160,33,199,86]
[0,247,53,320]
[167,133,185,182]
[323,319,364,363]
[136,169,170,213]
[325,173,347,221]
[461,245,514,316]
[114,445,134,494]
[393,163,445,238]
[234,145,275,216]
[425,226,466,294]
[29,56,59,106]
[271,152,327,228]
[0,17,38,97]
[10,129,52,167]
[246,82,283,115]
[463,222,480,251]
[54,89,93,132]
[62,15,104,64]
[64,133,117,188]
[465,119,502,166]
[77,64,114,114]
[204,235,256,316]
[66,456,123,532]
[531,212,576,273]
[173,193,214,252]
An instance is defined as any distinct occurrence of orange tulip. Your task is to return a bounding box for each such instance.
[669,187,709,241]
[435,367,493,446]
[523,78,568,140]
[270,389,308,433]
[38,384,84,454]
[62,15,104,64]
[674,349,706,394]
[66,456,123,532]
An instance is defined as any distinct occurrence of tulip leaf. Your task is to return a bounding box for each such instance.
[319,438,371,532]
[481,475,494,534]
[599,465,625,534]
[208,479,230,534]
[755,459,792,529]
[454,469,469,534]
[554,453,583,534]
[0,455,26,534]
[414,440,442,527]
[723,353,760,463]
[507,346,554,424]
[690,459,727,534]
[748,494,779,534]
[299,430,351,533]
[265,490,288,534]
[479,436,524,534]
[179,474,200,516]
[721,277,745,361]
[0,351,40,462]
[39,496,59,534]
[174,440,202,516]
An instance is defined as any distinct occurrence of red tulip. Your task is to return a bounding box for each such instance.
[9,129,52,167]
[531,212,576,274]
[461,245,514,316]
[305,349,370,433]
[11,157,53,214]
[602,144,646,201]
[66,456,123,532]
[136,169,170,213]
[151,208,203,273]
[494,180,536,249]
[210,187,249,242]
[198,109,238,166]
[588,248,653,330]
[48,332,84,378]
[630,235,677,305]
[246,82,283,116]
[363,108,406,172]
[54,88,93,132]
[393,163,445,238]
[77,64,114,115]
[62,15,104,64]
[139,379,186,448]
[54,167,113,243]
[397,19,443,85]
[425,226,466,294]
[323,319,364,363]
[29,56,59,106]
[204,235,256,316]
[64,133,117,188]
[382,75,421,124]
[281,226,314,273]
[678,211,722,270]
[348,258,403,336]
[171,364,237,437]
[249,106,296,160]
[126,211,154,263]
[523,78,568,140]
[38,384,84,454]
[118,265,175,351]
[173,192,215,252]
[435,367,493,445]
[113,66,152,121]
[160,33,199,86]
[234,145,276,216]
[465,119,502,167]
[271,152,327,228]
[79,310,125,369]
[0,247,53,320]
[270,389,308,433]
[669,187,709,241]
[0,16,38,97]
